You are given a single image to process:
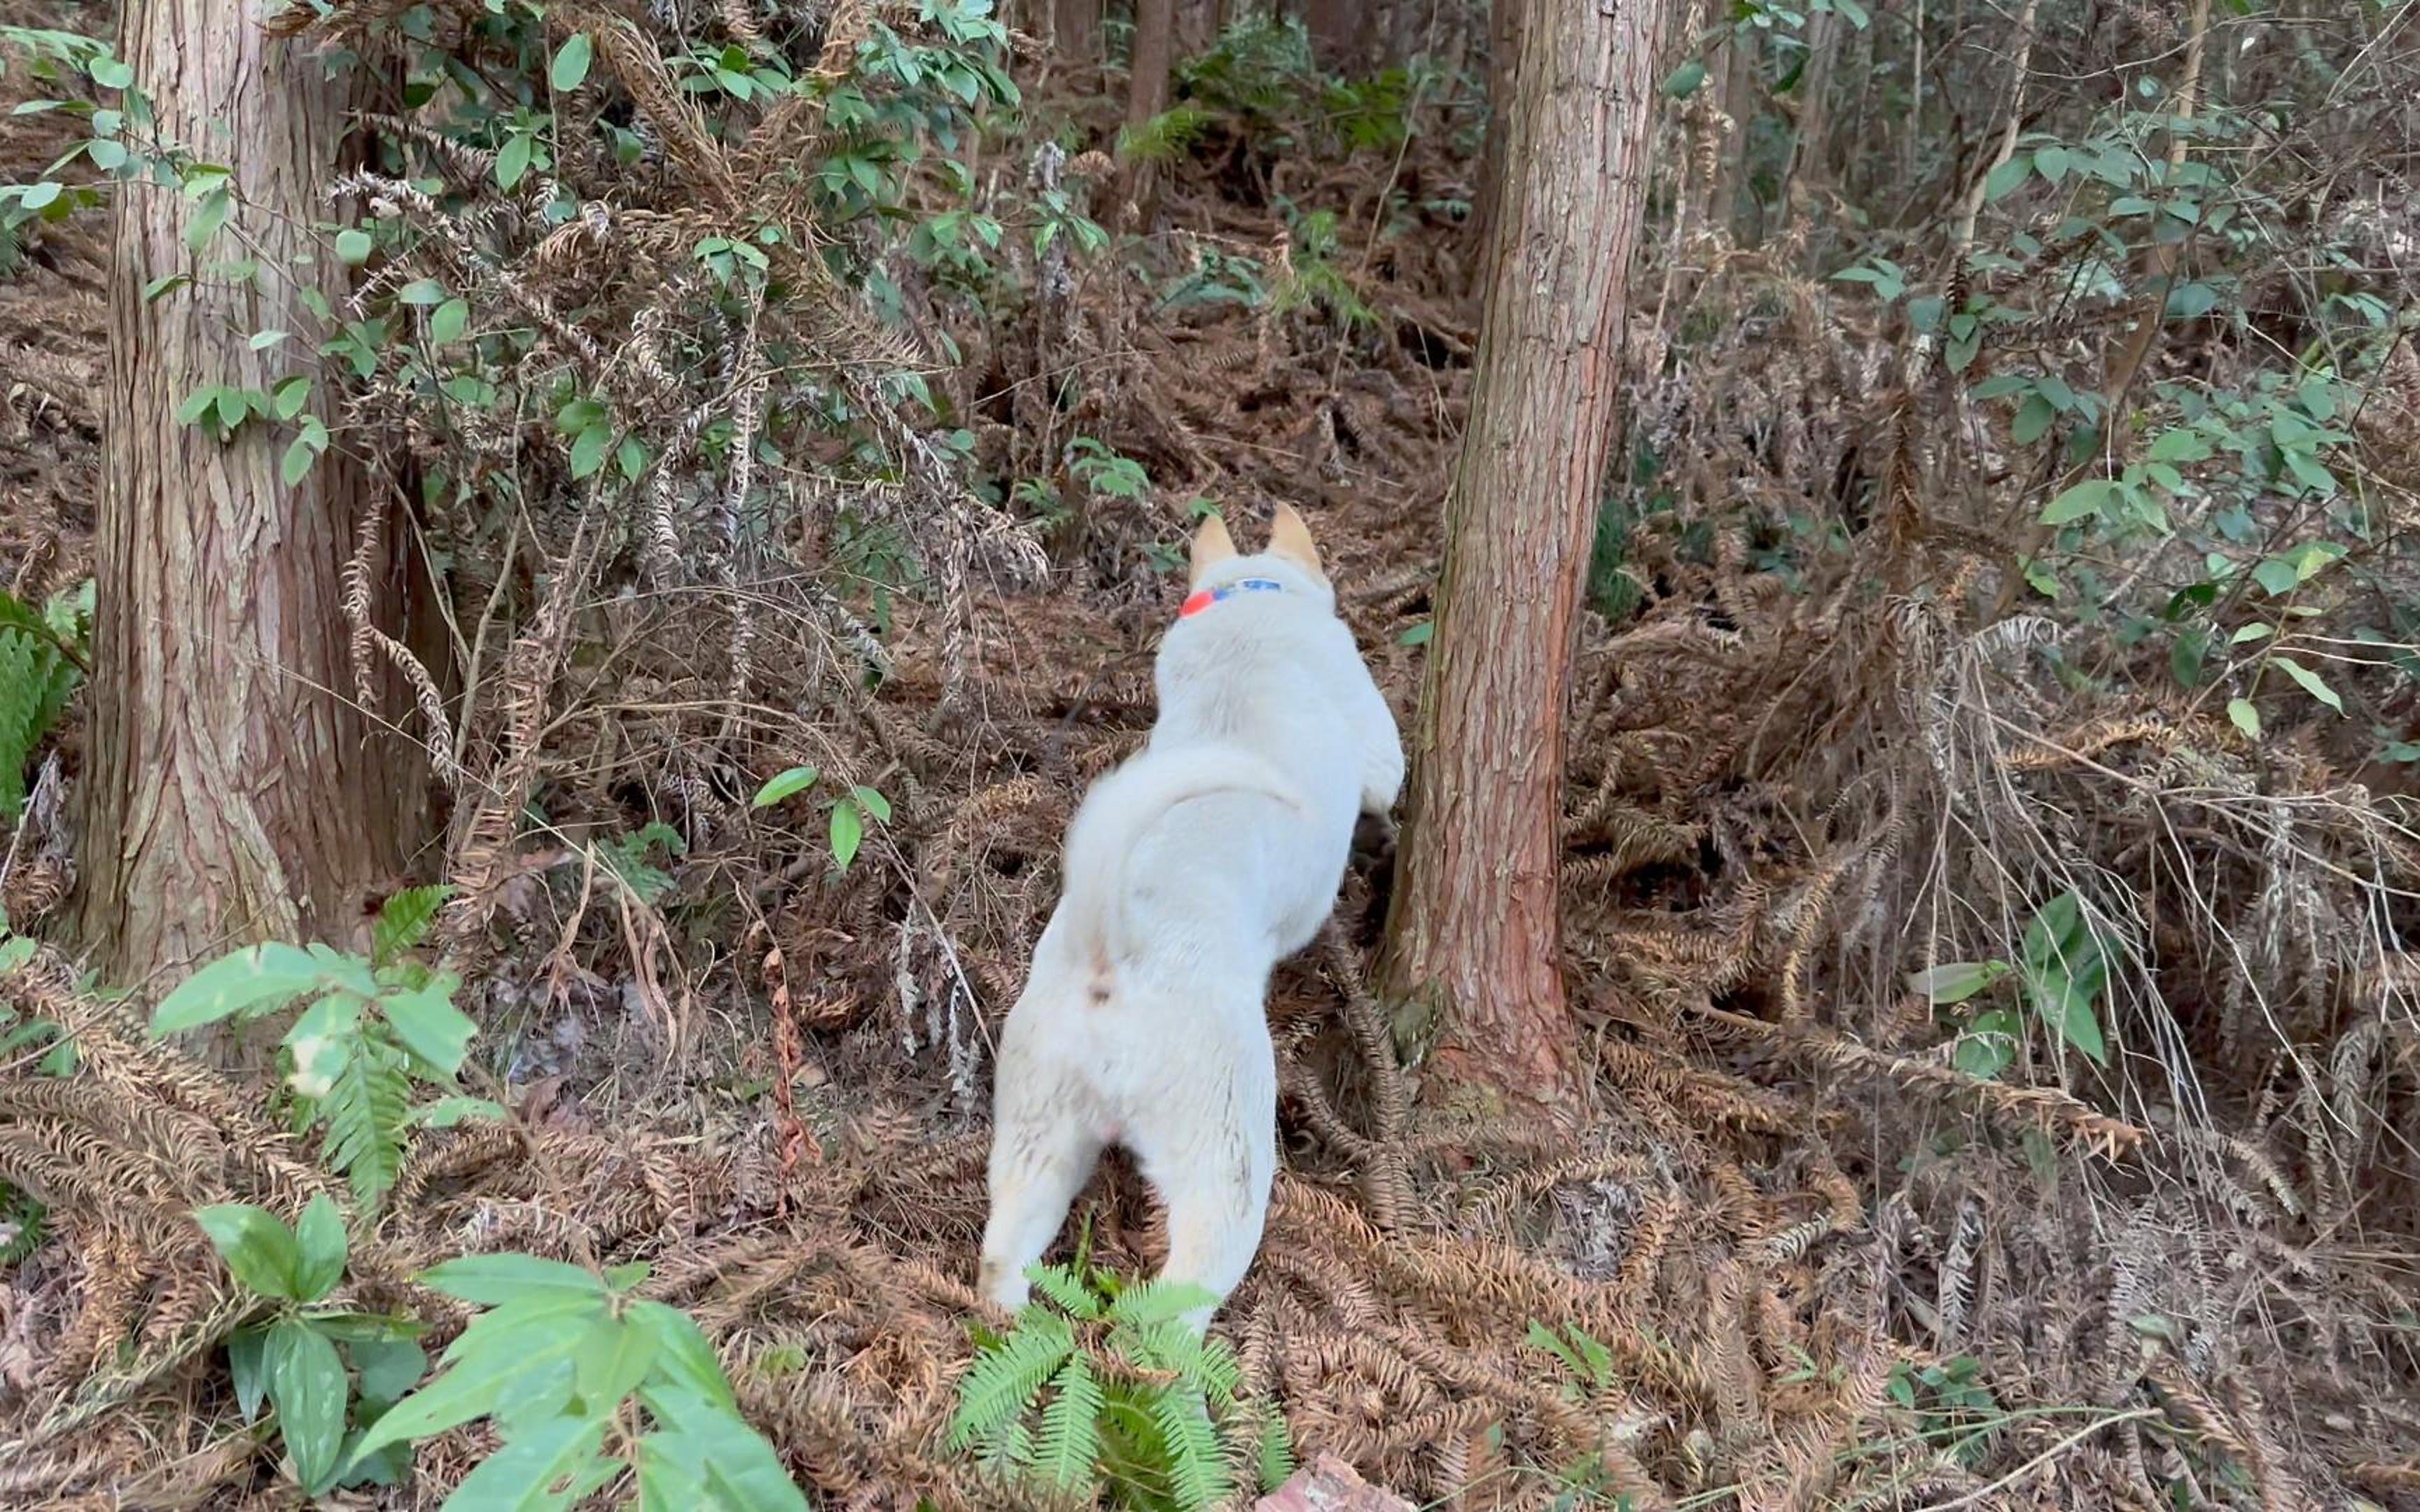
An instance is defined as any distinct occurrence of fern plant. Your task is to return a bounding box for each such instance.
[1116,103,1214,164]
[0,579,90,816]
[949,1261,1292,1510]
[147,889,500,1210]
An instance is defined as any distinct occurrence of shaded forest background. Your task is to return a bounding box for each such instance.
[2,0,2418,1506]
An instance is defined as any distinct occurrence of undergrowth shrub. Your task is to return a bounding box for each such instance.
[147,889,496,1209]
[0,579,88,817]
[949,1259,1291,1510]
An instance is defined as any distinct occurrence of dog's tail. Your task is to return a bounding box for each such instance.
[1057,745,1305,979]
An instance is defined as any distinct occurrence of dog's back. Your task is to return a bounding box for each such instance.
[979,506,1402,1329]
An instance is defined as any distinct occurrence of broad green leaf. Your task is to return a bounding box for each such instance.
[1660,59,1706,99]
[151,943,326,1034]
[418,1254,604,1308]
[293,1192,348,1303]
[380,979,475,1076]
[550,33,594,92]
[1906,960,2009,1006]
[1970,374,2031,400]
[19,179,63,211]
[2270,655,2344,714]
[195,1203,303,1299]
[2032,145,2071,181]
[568,422,611,479]
[2230,623,2273,645]
[230,1324,270,1421]
[186,184,232,252]
[496,132,533,191]
[1398,620,1433,647]
[2040,480,2112,526]
[398,279,446,307]
[829,799,863,871]
[636,1384,811,1512]
[751,766,817,807]
[2227,697,2260,738]
[347,1313,587,1466]
[2010,394,2054,445]
[249,328,288,351]
[272,374,312,420]
[626,1300,735,1407]
[2146,426,2210,463]
[2019,892,2108,1066]
[351,1334,428,1409]
[281,435,319,487]
[2250,558,2299,596]
[1983,155,2031,202]
[283,993,361,1100]
[570,1314,656,1411]
[2164,281,2218,321]
[1952,1007,2021,1079]
[429,298,468,344]
[267,1317,350,1492]
[850,785,891,823]
[438,1408,609,1512]
[335,227,373,265]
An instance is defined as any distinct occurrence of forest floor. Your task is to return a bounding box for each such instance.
[4,4,2419,1510]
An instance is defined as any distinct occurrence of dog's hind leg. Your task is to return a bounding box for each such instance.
[978,1090,1101,1312]
[1132,1051,1276,1332]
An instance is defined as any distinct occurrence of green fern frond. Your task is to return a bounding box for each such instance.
[947,1312,1074,1450]
[1104,1276,1218,1329]
[1177,1330,1242,1407]
[373,885,456,966]
[319,1041,409,1209]
[1028,1261,1101,1320]
[1256,1410,1295,1492]
[1033,1354,1104,1490]
[975,1414,1035,1476]
[1116,103,1212,164]
[0,1180,47,1268]
[1147,1387,1231,1512]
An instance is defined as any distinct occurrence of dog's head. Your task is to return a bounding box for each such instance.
[1186,504,1332,603]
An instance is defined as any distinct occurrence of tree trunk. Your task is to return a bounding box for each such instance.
[1055,0,1100,60]
[1379,0,1662,1119]
[1176,0,1222,54]
[1470,0,1524,264]
[1306,0,1363,68]
[78,3,412,984]
[1124,0,1176,225]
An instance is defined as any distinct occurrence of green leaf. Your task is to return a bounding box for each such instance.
[1983,155,2031,202]
[830,800,863,871]
[1398,620,1433,647]
[569,422,611,479]
[947,1312,1073,1450]
[280,434,319,487]
[266,1317,350,1493]
[230,1325,270,1421]
[186,184,232,253]
[379,979,475,1077]
[402,1096,506,1128]
[1907,960,2009,1006]
[1660,59,1707,99]
[323,1045,410,1209]
[637,1384,812,1511]
[19,180,62,211]
[2019,892,2108,1067]
[293,1193,348,1303]
[2227,697,2260,738]
[2033,145,2071,181]
[272,374,312,420]
[2250,557,2300,596]
[2010,394,2054,445]
[335,227,373,265]
[1951,1008,2020,1079]
[419,1254,604,1308]
[2145,426,2209,463]
[440,1408,610,1511]
[429,298,468,344]
[751,766,818,807]
[571,1315,657,1412]
[2040,480,2113,526]
[625,1299,735,1407]
[248,328,288,351]
[2164,281,2218,320]
[282,993,361,1100]
[347,1311,587,1467]
[142,272,191,302]
[2230,622,2273,645]
[496,132,533,191]
[1033,1354,1102,1489]
[550,33,594,92]
[151,943,326,1035]
[351,1334,428,1408]
[850,785,891,823]
[2269,655,2343,714]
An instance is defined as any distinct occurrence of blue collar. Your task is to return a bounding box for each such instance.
[1178,577,1286,620]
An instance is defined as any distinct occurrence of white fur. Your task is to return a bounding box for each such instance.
[979,551,1403,1329]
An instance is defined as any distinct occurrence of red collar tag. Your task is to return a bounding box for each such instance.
[1178,577,1286,621]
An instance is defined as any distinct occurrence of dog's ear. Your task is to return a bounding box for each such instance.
[1266,503,1326,582]
[1188,511,1239,589]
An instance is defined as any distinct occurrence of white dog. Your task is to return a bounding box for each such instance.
[978,504,1403,1329]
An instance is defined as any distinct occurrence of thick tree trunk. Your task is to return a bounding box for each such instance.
[1055,0,1100,60]
[1124,0,1176,225]
[1379,0,1662,1119]
[78,3,410,983]
[1306,0,1363,68]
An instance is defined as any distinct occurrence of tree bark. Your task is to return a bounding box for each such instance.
[1379,0,1663,1119]
[1306,0,1363,68]
[1123,0,1176,225]
[1470,0,1524,262]
[1055,0,1100,60]
[78,2,411,985]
